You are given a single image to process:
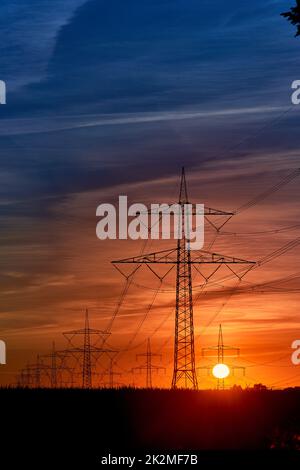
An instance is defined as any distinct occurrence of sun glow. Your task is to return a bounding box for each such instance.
[212,363,230,379]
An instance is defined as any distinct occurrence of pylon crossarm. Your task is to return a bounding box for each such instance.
[113,248,255,265]
[151,365,166,372]
[232,366,246,376]
[202,346,240,354]
[225,263,255,280]
[132,364,164,371]
[192,263,222,282]
[197,366,212,376]
[63,328,109,337]
[137,353,162,359]
[131,366,143,373]
[140,205,233,216]
[112,247,178,264]
[64,346,115,354]
[191,250,255,265]
[224,346,240,356]
[197,206,234,216]
[113,262,142,280]
[146,263,164,281]
[204,214,234,232]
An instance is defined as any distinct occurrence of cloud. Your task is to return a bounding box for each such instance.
[0,0,87,90]
[0,105,286,136]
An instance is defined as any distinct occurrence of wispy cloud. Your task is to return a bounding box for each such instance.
[0,0,87,90]
[0,105,287,136]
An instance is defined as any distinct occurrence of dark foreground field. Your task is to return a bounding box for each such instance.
[1,387,300,467]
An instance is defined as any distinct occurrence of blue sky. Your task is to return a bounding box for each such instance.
[0,0,299,204]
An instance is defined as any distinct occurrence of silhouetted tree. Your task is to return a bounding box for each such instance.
[282,1,300,36]
[253,383,268,391]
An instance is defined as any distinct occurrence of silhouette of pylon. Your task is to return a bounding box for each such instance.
[113,168,255,389]
[41,342,74,388]
[62,309,116,388]
[25,355,49,388]
[132,338,164,388]
[102,358,123,388]
[201,324,245,390]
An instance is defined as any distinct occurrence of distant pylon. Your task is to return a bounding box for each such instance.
[132,338,164,388]
[113,168,255,389]
[102,358,123,388]
[41,342,72,388]
[201,324,245,390]
[62,309,116,388]
[16,367,29,387]
[83,309,92,388]
[25,355,49,388]
[44,342,58,388]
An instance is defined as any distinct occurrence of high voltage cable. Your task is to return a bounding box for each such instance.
[121,283,162,352]
[131,233,300,293]
[270,372,300,387]
[114,232,300,365]
[221,223,300,236]
[206,105,293,166]
[240,354,293,368]
[235,167,300,214]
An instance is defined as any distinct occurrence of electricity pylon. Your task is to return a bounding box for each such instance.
[132,338,164,388]
[16,366,30,387]
[201,324,245,390]
[102,358,123,388]
[41,342,74,388]
[62,309,116,388]
[25,355,50,388]
[41,342,58,388]
[112,168,255,389]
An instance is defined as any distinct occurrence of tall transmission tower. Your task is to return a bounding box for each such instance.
[132,338,164,388]
[201,324,245,390]
[62,309,116,388]
[113,168,255,389]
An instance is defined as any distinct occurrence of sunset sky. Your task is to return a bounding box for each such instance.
[1,0,300,388]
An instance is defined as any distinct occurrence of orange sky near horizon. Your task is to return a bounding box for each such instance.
[1,153,300,389]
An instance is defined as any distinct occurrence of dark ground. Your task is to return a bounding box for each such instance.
[1,387,300,467]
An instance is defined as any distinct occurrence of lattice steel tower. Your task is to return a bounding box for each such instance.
[63,309,115,388]
[201,324,245,390]
[132,338,164,388]
[113,168,255,389]
[173,168,197,388]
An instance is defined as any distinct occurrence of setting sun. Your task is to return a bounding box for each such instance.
[212,364,230,379]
